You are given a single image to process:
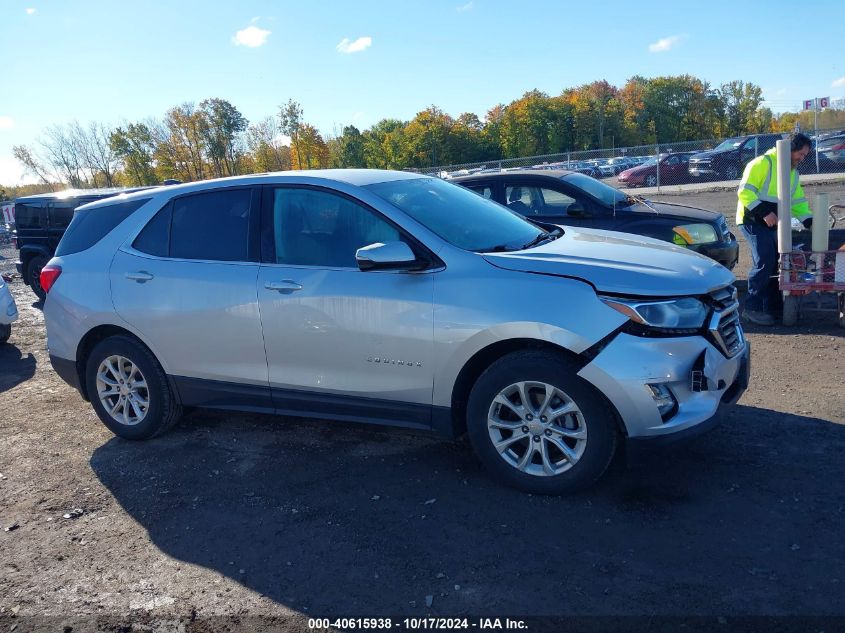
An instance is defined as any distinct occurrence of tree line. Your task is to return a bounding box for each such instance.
[6,74,845,196]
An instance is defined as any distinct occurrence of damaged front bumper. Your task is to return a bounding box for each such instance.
[578,332,750,440]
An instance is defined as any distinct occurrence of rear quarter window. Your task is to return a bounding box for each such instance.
[55,198,151,257]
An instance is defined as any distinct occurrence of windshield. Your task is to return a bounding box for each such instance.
[561,173,632,208]
[712,137,744,151]
[365,177,544,251]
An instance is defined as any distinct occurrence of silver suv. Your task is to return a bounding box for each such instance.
[42,170,749,494]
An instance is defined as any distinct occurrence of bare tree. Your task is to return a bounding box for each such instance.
[73,122,119,187]
[12,145,56,190]
[40,124,86,187]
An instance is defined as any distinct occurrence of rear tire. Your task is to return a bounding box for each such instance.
[85,335,182,440]
[27,255,48,302]
[0,323,10,344]
[466,351,619,494]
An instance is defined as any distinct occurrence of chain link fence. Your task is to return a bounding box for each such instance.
[416,127,845,190]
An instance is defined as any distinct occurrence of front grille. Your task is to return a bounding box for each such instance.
[709,285,738,310]
[708,285,744,357]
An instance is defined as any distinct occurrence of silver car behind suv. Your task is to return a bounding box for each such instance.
[42,170,749,494]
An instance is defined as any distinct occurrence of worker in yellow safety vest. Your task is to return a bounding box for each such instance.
[736,133,813,326]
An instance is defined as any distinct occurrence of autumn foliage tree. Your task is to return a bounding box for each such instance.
[12,75,832,190]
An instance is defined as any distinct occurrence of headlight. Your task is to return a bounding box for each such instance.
[672,223,719,245]
[600,296,708,332]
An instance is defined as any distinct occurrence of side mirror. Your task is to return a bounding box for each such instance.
[356,241,419,272]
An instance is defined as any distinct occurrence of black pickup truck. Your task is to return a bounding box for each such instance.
[13,187,153,300]
[688,134,784,181]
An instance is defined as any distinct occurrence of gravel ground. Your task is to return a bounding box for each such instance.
[1,185,844,631]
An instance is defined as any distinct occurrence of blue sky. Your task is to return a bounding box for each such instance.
[2,0,844,185]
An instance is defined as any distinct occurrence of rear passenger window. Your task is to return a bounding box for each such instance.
[132,202,172,257]
[56,198,151,257]
[169,189,252,262]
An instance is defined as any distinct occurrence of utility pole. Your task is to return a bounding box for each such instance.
[814,100,819,174]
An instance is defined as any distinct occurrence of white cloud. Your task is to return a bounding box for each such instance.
[0,116,13,130]
[832,77,845,88]
[336,36,372,54]
[26,7,36,14]
[648,35,684,53]
[232,25,271,48]
[456,2,474,11]
[250,16,260,23]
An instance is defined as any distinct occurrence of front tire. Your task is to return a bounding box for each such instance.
[466,351,619,494]
[645,174,657,187]
[85,335,182,440]
[724,164,740,180]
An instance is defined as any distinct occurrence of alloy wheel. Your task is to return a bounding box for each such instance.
[486,381,587,476]
[96,355,150,426]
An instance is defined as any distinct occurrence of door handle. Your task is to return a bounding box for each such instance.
[125,271,154,283]
[265,280,303,294]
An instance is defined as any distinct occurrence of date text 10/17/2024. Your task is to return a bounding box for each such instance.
[308,618,528,630]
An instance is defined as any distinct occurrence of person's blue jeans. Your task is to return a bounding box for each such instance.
[739,223,781,314]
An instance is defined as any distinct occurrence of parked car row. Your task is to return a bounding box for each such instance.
[441,130,845,188]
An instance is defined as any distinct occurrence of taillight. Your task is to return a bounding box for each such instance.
[40,265,62,294]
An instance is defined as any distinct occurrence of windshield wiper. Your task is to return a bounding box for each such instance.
[521,230,557,250]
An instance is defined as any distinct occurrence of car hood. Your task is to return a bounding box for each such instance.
[482,226,733,296]
[626,200,722,223]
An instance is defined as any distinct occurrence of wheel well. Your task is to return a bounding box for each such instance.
[449,339,583,437]
[75,325,150,401]
[448,338,627,439]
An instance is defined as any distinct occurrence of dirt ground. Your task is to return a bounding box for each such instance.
[1,184,844,632]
